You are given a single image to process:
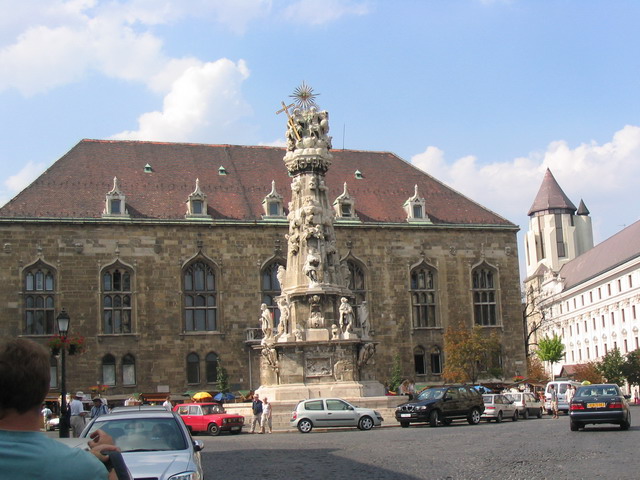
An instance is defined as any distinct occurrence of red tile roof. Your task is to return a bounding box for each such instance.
[0,139,515,226]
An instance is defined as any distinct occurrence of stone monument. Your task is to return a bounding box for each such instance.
[256,84,383,401]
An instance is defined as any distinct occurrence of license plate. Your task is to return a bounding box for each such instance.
[587,403,605,408]
[400,413,411,418]
[231,426,240,431]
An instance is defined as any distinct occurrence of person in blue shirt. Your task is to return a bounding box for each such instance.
[0,338,119,480]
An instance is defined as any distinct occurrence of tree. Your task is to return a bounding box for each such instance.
[535,334,565,380]
[623,349,640,387]
[522,284,555,357]
[572,362,604,384]
[527,356,550,384]
[216,361,229,393]
[442,325,501,385]
[597,348,626,386]
[388,353,403,394]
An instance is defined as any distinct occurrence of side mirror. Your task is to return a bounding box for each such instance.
[624,394,631,400]
[348,406,354,410]
[193,440,204,452]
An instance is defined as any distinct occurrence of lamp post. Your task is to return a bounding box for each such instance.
[56,309,70,438]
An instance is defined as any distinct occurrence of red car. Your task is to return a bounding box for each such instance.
[174,402,244,436]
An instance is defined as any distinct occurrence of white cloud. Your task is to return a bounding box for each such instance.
[411,125,640,240]
[111,59,251,142]
[282,0,370,25]
[2,161,47,203]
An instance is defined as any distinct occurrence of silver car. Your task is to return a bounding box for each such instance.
[504,392,544,419]
[481,394,519,422]
[81,406,204,480]
[290,397,383,433]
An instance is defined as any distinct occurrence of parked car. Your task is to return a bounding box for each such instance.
[80,406,204,480]
[569,383,631,431]
[290,398,383,433]
[504,392,544,419]
[481,394,519,422]
[544,380,581,415]
[395,385,485,427]
[46,415,60,431]
[174,402,244,436]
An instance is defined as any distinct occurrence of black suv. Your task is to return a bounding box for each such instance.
[395,385,485,427]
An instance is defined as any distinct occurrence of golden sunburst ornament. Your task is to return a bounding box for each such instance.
[290,82,319,109]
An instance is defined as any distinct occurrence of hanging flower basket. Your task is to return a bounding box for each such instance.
[46,334,86,356]
[67,335,86,356]
[47,335,64,356]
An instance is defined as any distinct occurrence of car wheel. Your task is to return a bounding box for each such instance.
[523,409,529,420]
[429,409,440,427]
[621,415,631,431]
[467,408,481,425]
[512,410,519,422]
[208,423,221,436]
[297,419,313,433]
[400,421,410,428]
[496,411,503,423]
[359,416,374,431]
[570,420,580,431]
[537,408,543,419]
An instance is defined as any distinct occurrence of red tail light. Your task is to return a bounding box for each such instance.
[609,402,624,409]
[485,406,495,410]
[570,404,584,410]
[291,412,297,420]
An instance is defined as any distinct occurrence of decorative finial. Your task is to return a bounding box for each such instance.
[290,81,319,110]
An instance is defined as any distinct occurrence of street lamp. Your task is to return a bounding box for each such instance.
[56,308,70,438]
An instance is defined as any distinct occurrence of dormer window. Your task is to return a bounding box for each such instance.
[186,179,210,219]
[103,177,130,218]
[404,185,430,223]
[262,181,285,219]
[333,183,359,221]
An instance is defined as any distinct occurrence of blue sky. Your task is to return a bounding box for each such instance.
[1,0,639,279]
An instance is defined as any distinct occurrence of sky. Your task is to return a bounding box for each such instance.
[1,0,639,281]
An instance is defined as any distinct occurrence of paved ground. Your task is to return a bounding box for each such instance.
[198,414,640,480]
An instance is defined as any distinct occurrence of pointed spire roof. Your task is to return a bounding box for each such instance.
[576,199,590,216]
[527,168,576,216]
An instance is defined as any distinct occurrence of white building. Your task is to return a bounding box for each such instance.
[525,169,640,379]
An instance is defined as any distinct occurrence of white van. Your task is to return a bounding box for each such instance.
[544,381,581,415]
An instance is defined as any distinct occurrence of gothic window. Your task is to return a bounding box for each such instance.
[430,346,442,375]
[262,181,285,218]
[472,266,498,326]
[262,260,284,327]
[403,185,430,222]
[410,265,438,328]
[333,183,359,220]
[102,265,133,334]
[122,354,136,386]
[206,352,218,383]
[186,179,210,218]
[187,353,200,384]
[183,261,218,332]
[102,354,116,386]
[24,262,56,335]
[103,177,129,218]
[346,259,366,326]
[50,356,58,389]
[414,346,426,375]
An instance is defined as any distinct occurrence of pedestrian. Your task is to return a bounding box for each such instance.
[261,397,272,434]
[0,338,120,479]
[41,404,52,430]
[70,391,87,437]
[90,398,109,420]
[550,385,559,419]
[408,379,416,400]
[162,395,173,411]
[250,394,263,433]
[565,385,575,406]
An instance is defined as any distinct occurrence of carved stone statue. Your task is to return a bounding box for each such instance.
[303,248,321,284]
[339,297,354,334]
[277,265,286,290]
[277,297,290,337]
[357,343,375,369]
[360,301,370,339]
[260,303,273,343]
[261,345,279,375]
[331,323,340,340]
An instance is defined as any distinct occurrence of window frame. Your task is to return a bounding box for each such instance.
[410,264,438,328]
[23,262,57,335]
[472,265,499,326]
[183,260,218,332]
[101,263,134,335]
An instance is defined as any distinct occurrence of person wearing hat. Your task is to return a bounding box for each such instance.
[69,391,87,437]
[90,397,109,420]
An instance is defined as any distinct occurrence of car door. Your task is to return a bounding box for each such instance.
[189,405,206,431]
[325,399,359,427]
[442,387,462,417]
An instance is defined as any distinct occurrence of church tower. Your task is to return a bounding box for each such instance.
[524,168,593,278]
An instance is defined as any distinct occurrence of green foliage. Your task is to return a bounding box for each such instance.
[443,325,501,385]
[622,349,640,387]
[535,334,565,364]
[389,354,402,393]
[216,361,230,393]
[596,348,626,386]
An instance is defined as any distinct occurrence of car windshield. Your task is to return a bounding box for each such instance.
[575,386,620,398]
[87,417,187,452]
[482,395,493,403]
[201,404,225,414]
[417,388,446,401]
[504,394,520,402]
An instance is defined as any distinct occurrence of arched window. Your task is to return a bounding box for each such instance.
[346,260,366,327]
[122,354,136,386]
[414,346,426,375]
[184,261,217,331]
[206,352,218,384]
[410,265,438,328]
[472,266,498,326]
[102,265,133,334]
[50,356,58,389]
[430,346,442,375]
[102,354,116,386]
[24,263,56,335]
[261,260,284,328]
[187,353,200,384]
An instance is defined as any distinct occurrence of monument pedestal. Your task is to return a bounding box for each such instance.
[257,380,385,402]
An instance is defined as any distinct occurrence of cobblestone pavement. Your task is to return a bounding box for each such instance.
[199,414,640,480]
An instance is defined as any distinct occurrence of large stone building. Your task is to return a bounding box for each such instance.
[524,169,640,380]
[0,136,526,398]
